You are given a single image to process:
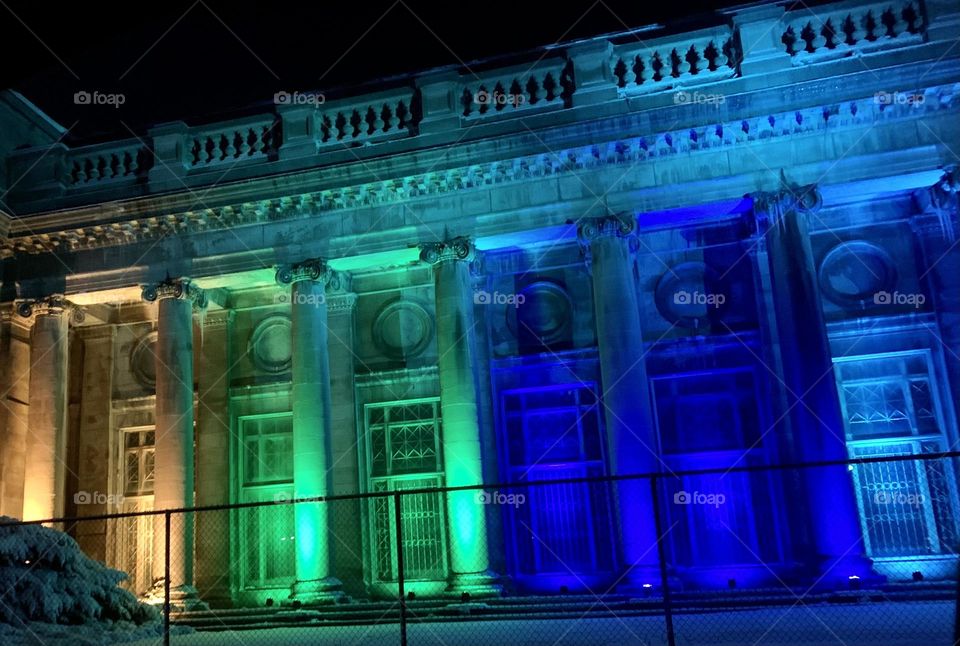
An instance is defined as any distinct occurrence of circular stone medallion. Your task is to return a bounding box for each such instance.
[130,331,158,388]
[372,300,434,359]
[654,261,726,328]
[818,241,897,307]
[249,314,293,373]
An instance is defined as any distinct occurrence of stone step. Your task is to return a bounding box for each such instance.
[172,584,955,632]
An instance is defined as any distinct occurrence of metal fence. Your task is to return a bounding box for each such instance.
[4,452,959,646]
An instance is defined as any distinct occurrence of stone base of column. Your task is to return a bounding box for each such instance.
[616,564,685,598]
[811,555,884,591]
[445,571,502,599]
[168,585,209,612]
[287,577,345,605]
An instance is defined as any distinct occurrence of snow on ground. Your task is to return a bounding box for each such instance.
[0,619,167,645]
[112,599,953,646]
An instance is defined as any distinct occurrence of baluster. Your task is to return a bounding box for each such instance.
[378,104,391,132]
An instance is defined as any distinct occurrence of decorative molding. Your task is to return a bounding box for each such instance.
[75,324,117,340]
[4,81,954,259]
[141,277,208,309]
[327,292,358,314]
[354,364,439,388]
[201,309,232,329]
[14,294,85,325]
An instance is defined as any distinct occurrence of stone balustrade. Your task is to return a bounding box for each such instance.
[313,88,418,149]
[64,140,152,186]
[0,0,953,217]
[459,58,573,119]
[780,0,924,61]
[1,76,955,259]
[611,24,738,95]
[186,116,282,167]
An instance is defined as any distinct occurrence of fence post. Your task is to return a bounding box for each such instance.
[394,492,408,646]
[164,510,171,646]
[650,475,675,646]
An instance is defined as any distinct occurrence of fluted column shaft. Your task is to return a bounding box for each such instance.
[22,300,70,522]
[753,186,873,585]
[421,238,499,596]
[143,279,205,599]
[277,259,342,602]
[579,215,661,585]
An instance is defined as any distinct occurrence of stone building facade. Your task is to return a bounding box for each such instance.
[1,0,959,607]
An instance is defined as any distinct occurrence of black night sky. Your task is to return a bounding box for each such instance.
[0,0,756,142]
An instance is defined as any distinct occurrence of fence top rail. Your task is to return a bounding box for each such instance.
[5,450,959,527]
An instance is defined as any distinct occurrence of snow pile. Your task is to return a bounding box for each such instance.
[0,516,158,631]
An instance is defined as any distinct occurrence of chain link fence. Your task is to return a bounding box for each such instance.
[2,452,957,645]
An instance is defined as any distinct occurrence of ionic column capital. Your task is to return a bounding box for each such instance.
[912,165,959,241]
[749,181,822,233]
[141,277,208,309]
[15,294,85,325]
[275,258,348,292]
[419,236,477,265]
[577,214,638,272]
[576,213,637,246]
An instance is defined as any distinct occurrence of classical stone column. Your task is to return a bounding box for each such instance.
[276,259,342,602]
[419,237,500,596]
[578,215,662,587]
[912,167,960,432]
[142,278,206,602]
[752,183,874,585]
[19,296,79,522]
